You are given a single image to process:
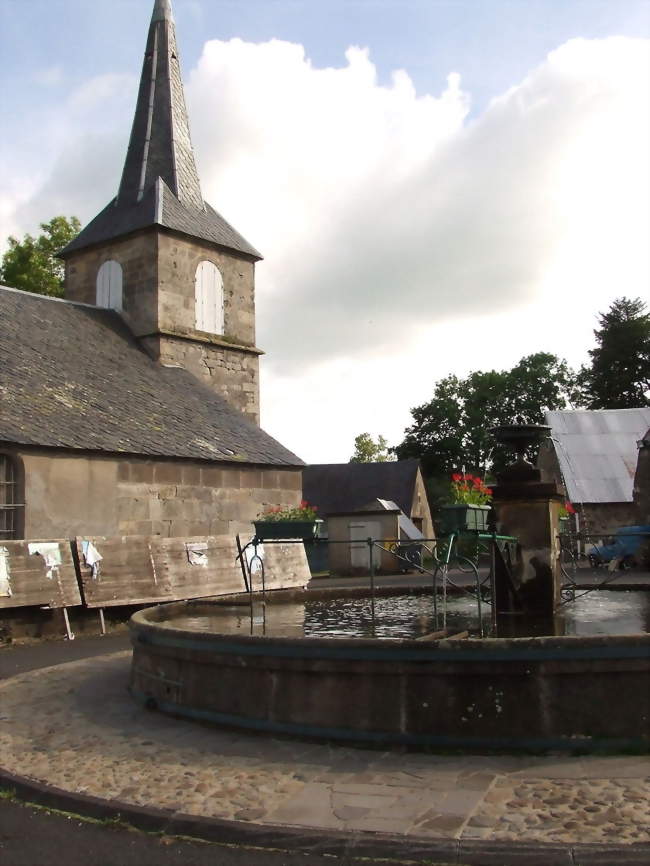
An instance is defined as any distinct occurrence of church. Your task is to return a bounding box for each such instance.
[0,0,303,543]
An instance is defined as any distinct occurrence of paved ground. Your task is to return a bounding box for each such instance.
[1,646,649,852]
[1,574,649,865]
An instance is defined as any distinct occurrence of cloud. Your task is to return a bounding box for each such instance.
[182,36,649,377]
[2,35,648,461]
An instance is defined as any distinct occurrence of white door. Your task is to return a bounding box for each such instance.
[349,522,382,569]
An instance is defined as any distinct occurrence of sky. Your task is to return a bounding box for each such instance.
[1,0,649,464]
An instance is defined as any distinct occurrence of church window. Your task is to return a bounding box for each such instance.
[0,454,23,541]
[195,261,224,334]
[96,260,123,311]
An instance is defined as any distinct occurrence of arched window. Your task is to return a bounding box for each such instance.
[96,260,123,311]
[195,261,224,334]
[0,454,23,541]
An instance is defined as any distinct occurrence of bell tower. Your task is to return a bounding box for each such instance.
[60,0,263,423]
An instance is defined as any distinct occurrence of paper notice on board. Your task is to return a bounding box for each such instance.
[186,542,208,567]
[28,542,62,579]
[0,547,10,597]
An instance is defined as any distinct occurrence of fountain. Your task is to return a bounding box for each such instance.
[129,424,650,751]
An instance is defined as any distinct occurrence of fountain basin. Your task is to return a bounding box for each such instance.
[130,589,650,752]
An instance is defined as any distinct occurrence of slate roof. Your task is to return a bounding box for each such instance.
[545,408,650,503]
[0,286,302,466]
[60,0,261,261]
[302,461,421,516]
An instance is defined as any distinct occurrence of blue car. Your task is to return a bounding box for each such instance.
[588,525,650,569]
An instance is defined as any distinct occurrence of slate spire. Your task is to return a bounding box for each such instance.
[117,0,204,210]
[60,0,261,261]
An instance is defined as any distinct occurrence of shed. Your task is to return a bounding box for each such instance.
[538,408,650,535]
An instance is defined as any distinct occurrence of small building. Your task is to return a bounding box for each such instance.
[0,0,303,543]
[538,408,650,536]
[327,498,425,576]
[303,460,434,538]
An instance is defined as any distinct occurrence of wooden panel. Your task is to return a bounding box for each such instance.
[75,536,167,608]
[75,535,310,609]
[149,536,246,600]
[0,539,81,610]
[258,541,311,591]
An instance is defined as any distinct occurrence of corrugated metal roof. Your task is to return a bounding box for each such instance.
[545,408,650,504]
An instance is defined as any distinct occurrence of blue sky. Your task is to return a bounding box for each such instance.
[1,1,649,462]
[2,1,648,116]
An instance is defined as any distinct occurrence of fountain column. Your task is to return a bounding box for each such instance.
[490,425,565,616]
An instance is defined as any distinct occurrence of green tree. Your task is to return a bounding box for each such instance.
[349,433,395,463]
[578,297,650,408]
[395,352,578,484]
[0,216,81,298]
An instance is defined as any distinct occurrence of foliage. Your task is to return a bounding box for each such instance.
[449,473,493,506]
[395,352,578,481]
[349,432,395,463]
[577,297,650,409]
[0,216,81,298]
[257,500,318,521]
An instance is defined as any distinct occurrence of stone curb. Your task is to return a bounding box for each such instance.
[2,766,649,866]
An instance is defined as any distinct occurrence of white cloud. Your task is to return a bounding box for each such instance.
[2,35,648,463]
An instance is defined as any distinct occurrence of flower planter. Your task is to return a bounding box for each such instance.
[254,520,318,540]
[440,504,491,533]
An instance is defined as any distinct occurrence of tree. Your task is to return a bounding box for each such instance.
[395,352,578,484]
[0,216,81,298]
[349,433,395,463]
[578,297,650,408]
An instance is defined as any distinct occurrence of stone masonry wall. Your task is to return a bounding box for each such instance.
[63,230,158,336]
[63,228,261,422]
[117,458,301,538]
[141,334,260,422]
[156,233,256,346]
[15,448,301,540]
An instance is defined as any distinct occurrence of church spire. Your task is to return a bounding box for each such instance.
[117,0,203,210]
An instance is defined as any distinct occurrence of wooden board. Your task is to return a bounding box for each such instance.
[148,536,247,600]
[75,535,249,607]
[75,535,310,608]
[75,536,166,608]
[258,541,311,591]
[0,539,82,610]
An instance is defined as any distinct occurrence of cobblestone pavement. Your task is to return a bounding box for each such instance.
[0,652,648,846]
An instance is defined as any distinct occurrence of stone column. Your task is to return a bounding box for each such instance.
[491,468,565,616]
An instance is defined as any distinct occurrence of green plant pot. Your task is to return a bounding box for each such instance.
[254,520,318,540]
[440,504,491,533]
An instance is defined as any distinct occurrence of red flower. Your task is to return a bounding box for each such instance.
[452,473,462,482]
[565,502,576,514]
[485,488,493,495]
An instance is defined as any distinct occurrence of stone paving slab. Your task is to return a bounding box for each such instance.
[0,651,649,849]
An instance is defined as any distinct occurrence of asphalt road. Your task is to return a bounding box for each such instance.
[0,797,373,866]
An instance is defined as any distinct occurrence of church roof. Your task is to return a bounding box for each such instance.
[0,285,301,467]
[60,0,261,260]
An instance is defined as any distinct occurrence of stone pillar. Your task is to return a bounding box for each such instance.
[492,470,564,616]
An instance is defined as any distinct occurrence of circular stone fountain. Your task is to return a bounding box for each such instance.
[129,422,649,752]
[130,588,650,751]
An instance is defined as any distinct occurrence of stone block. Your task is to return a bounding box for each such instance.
[201,465,223,487]
[154,462,182,484]
[181,464,202,485]
[117,462,131,482]
[130,462,154,484]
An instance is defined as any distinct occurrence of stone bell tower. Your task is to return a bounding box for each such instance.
[59,0,262,423]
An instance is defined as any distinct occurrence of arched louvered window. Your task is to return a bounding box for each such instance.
[0,454,23,541]
[195,261,224,334]
[96,260,123,311]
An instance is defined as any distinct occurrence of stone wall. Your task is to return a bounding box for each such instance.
[140,333,260,422]
[64,230,159,336]
[63,227,261,422]
[12,447,301,540]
